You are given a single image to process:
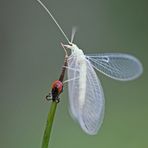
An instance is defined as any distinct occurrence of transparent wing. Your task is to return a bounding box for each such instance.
[86,53,143,81]
[67,56,80,120]
[67,55,104,135]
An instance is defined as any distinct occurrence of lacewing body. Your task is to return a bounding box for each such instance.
[37,0,143,135]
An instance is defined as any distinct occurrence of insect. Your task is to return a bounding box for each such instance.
[36,0,143,135]
[46,43,68,103]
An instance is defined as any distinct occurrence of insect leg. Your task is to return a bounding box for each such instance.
[63,77,80,84]
[46,93,52,101]
[55,98,60,103]
[62,65,80,72]
[62,65,80,84]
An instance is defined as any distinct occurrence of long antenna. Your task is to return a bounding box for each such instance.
[71,27,77,43]
[36,0,70,43]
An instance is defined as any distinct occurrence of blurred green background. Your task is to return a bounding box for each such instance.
[0,0,148,148]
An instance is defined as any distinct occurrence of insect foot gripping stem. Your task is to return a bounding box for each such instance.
[46,80,63,103]
[46,93,52,101]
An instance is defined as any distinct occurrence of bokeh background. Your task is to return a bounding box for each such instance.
[0,0,148,148]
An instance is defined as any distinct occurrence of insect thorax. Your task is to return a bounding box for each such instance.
[71,44,84,57]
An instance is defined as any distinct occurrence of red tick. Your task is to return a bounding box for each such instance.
[46,43,68,103]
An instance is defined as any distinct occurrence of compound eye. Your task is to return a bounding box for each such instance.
[69,42,72,46]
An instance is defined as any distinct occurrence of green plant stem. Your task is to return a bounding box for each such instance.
[41,101,58,148]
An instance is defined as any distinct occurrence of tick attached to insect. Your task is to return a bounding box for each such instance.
[36,0,143,135]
